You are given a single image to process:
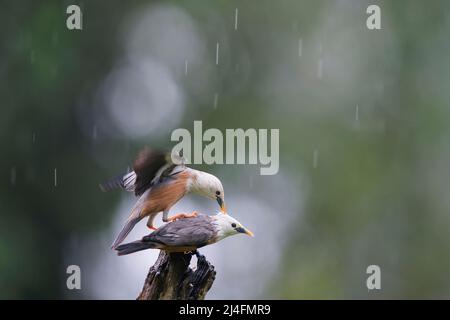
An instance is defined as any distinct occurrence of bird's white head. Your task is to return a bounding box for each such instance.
[212,213,254,241]
[189,170,226,213]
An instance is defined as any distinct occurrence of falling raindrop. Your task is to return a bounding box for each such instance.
[234,8,239,30]
[52,65,59,77]
[54,168,58,187]
[354,105,360,129]
[30,50,35,64]
[216,42,220,65]
[317,42,323,78]
[93,125,98,140]
[11,167,16,186]
[32,132,36,143]
[52,31,59,45]
[298,38,303,57]
[184,59,188,76]
[313,149,319,169]
[317,59,323,79]
[213,93,219,109]
[249,175,253,189]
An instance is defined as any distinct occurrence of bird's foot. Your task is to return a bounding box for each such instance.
[194,250,206,262]
[147,225,158,231]
[167,211,198,222]
[187,211,199,218]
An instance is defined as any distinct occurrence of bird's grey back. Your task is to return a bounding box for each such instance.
[144,214,216,247]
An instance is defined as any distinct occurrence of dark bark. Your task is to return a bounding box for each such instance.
[137,250,216,300]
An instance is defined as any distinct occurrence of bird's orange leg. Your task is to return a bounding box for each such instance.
[146,215,158,231]
[167,211,198,222]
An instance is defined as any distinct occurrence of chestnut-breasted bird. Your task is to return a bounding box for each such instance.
[115,213,253,255]
[100,147,227,249]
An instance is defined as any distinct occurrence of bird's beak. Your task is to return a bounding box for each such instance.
[236,227,254,237]
[216,196,227,213]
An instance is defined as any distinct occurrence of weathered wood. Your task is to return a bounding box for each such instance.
[137,250,216,300]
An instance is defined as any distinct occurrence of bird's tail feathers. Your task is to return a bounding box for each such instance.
[100,171,136,193]
[111,215,141,249]
[115,240,157,255]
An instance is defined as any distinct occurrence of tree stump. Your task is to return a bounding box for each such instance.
[137,250,216,300]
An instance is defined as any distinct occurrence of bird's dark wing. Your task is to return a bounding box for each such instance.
[99,147,184,196]
[144,215,216,247]
[99,170,136,193]
[132,147,176,196]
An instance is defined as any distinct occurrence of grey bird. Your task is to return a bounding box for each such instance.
[115,213,253,255]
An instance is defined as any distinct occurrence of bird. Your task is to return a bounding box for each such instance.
[115,213,253,255]
[100,147,227,249]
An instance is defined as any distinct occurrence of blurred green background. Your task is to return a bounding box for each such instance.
[2,0,450,299]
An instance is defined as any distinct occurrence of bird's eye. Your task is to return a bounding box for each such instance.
[231,223,236,228]
[216,191,221,196]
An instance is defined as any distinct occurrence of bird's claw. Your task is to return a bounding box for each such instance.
[194,250,203,258]
[168,211,199,222]
[189,211,199,218]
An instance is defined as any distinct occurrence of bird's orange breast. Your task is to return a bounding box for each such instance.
[139,171,191,217]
